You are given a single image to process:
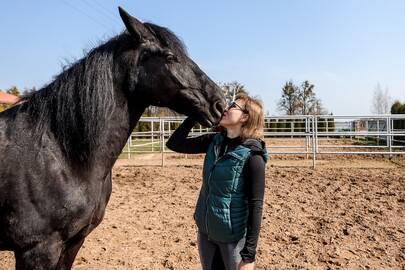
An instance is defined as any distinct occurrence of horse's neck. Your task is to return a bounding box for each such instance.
[91,97,146,175]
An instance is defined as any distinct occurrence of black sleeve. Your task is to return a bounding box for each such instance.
[165,117,216,154]
[239,153,266,263]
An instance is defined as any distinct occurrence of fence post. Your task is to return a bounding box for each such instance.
[160,118,165,167]
[291,121,294,138]
[312,116,316,168]
[305,117,309,160]
[388,116,392,159]
[350,121,353,141]
[151,120,154,152]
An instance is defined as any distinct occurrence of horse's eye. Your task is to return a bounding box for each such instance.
[140,51,151,61]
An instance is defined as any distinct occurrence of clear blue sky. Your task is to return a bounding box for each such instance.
[1,0,404,115]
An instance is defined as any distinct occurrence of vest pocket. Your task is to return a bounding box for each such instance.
[207,206,233,239]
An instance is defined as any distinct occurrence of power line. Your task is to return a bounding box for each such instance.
[81,0,121,26]
[88,0,121,24]
[90,0,115,15]
[59,0,111,29]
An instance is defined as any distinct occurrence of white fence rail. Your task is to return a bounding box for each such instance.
[122,115,405,167]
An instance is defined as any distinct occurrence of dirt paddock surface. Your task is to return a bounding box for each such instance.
[1,156,404,269]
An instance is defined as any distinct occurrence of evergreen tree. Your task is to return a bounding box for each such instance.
[6,86,20,96]
[391,101,405,144]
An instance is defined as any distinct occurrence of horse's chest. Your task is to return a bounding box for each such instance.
[90,172,113,226]
[54,172,113,238]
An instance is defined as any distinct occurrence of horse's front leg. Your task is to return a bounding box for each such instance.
[14,233,63,270]
[55,172,112,270]
[56,235,86,270]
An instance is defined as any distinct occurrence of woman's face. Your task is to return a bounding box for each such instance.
[219,99,248,128]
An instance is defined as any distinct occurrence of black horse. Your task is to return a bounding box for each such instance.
[0,7,225,270]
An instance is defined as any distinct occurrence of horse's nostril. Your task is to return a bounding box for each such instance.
[213,100,225,117]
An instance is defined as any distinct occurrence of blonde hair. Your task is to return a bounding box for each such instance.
[235,93,264,141]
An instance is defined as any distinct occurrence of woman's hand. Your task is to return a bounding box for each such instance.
[238,261,255,270]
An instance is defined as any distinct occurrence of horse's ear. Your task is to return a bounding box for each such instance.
[118,7,152,43]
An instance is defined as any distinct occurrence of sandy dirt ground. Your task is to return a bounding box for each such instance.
[1,156,404,269]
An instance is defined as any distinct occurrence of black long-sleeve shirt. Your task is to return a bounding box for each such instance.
[166,117,266,263]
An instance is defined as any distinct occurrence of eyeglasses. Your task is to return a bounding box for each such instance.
[227,101,248,114]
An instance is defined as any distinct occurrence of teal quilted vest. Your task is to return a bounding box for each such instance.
[194,133,268,242]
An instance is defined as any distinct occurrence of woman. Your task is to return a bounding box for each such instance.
[166,93,268,270]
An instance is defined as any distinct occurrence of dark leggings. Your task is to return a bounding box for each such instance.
[197,231,245,270]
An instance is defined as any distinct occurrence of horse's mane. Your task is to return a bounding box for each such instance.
[17,24,186,166]
[144,23,187,56]
[18,34,122,165]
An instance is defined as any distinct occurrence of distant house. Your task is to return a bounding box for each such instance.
[352,119,387,133]
[0,91,19,104]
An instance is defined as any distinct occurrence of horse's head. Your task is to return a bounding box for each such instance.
[117,7,225,127]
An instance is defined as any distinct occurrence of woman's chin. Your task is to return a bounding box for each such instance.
[219,123,231,130]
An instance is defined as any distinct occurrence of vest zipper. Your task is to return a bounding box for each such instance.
[205,144,228,240]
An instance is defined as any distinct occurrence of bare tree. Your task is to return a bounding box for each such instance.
[219,81,248,103]
[371,84,392,114]
[278,80,327,115]
[312,99,328,115]
[298,80,317,115]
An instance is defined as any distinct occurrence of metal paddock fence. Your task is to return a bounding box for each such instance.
[121,115,405,167]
